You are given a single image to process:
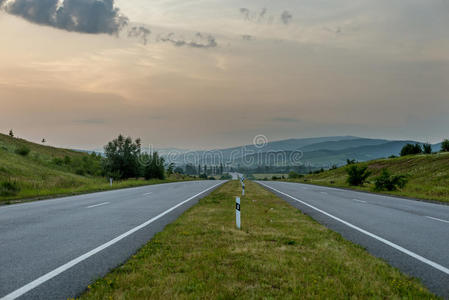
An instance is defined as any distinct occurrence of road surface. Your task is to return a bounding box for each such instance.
[0,180,224,300]
[257,181,449,298]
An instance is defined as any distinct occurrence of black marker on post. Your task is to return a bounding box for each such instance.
[236,197,241,229]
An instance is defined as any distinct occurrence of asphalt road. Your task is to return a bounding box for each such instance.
[0,180,225,300]
[257,181,449,298]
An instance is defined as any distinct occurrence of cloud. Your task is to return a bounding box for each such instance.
[159,32,217,48]
[242,35,253,41]
[0,0,128,34]
[128,26,151,45]
[281,10,293,25]
[239,8,292,25]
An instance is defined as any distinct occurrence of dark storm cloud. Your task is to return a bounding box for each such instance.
[159,32,217,48]
[0,0,128,34]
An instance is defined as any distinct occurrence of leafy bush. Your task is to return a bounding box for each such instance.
[400,144,422,156]
[441,139,449,152]
[64,156,72,165]
[374,169,408,191]
[199,174,208,179]
[52,157,64,166]
[0,180,21,196]
[346,165,371,186]
[220,173,232,180]
[422,143,432,154]
[14,146,30,156]
[288,171,303,179]
[75,168,86,176]
[346,159,357,165]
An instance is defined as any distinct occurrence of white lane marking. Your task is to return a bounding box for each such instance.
[258,182,449,276]
[426,216,449,224]
[1,182,223,300]
[86,202,110,209]
[353,199,367,204]
[144,192,153,196]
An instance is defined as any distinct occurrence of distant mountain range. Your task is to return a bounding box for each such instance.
[162,136,442,168]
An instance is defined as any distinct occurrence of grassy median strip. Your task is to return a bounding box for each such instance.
[80,181,436,299]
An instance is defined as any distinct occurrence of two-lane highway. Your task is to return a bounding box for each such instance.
[0,180,225,300]
[258,181,449,298]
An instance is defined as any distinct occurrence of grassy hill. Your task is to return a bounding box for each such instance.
[0,134,187,204]
[286,152,449,204]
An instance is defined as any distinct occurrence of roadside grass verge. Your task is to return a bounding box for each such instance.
[80,181,435,299]
[285,152,449,204]
[0,176,196,205]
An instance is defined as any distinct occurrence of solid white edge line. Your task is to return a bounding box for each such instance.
[426,216,449,224]
[258,181,449,276]
[86,202,110,209]
[1,182,224,300]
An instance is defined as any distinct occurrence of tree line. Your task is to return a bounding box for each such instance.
[103,135,166,180]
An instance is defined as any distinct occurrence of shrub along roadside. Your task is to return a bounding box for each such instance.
[80,181,435,299]
[374,169,408,192]
[346,165,371,186]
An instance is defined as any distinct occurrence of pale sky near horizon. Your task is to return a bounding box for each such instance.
[0,0,448,150]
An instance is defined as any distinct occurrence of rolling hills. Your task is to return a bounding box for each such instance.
[290,152,449,204]
[0,134,182,204]
[164,136,442,169]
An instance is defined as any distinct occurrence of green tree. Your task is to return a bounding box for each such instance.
[374,169,408,191]
[9,129,14,137]
[400,143,422,156]
[143,152,165,180]
[346,165,371,186]
[102,135,142,180]
[288,171,302,179]
[346,159,356,165]
[422,143,432,154]
[441,139,449,152]
[167,163,175,176]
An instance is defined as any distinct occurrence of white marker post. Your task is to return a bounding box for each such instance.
[236,197,241,229]
[109,178,113,187]
[242,183,245,196]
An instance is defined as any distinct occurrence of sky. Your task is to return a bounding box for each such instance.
[0,0,448,150]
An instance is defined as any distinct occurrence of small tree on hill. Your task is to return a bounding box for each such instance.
[346,165,371,186]
[441,139,449,152]
[346,159,356,165]
[400,144,422,156]
[9,130,14,137]
[422,143,432,154]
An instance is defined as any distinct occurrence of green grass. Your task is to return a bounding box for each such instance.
[0,133,194,204]
[285,152,449,204]
[80,181,435,299]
